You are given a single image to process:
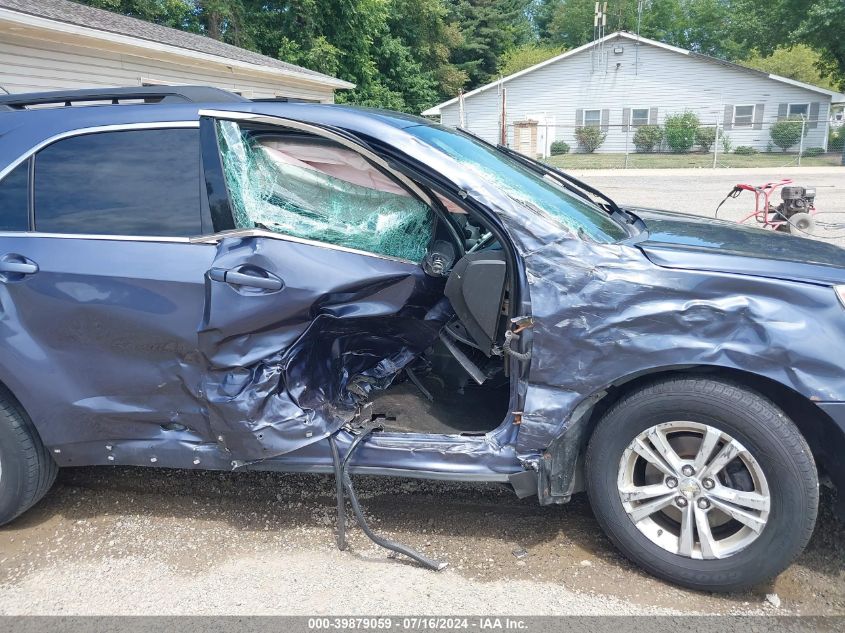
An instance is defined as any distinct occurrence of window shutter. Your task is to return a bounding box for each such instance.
[622,107,631,131]
[600,109,609,132]
[809,102,820,129]
[723,105,733,130]
[777,103,788,120]
[575,108,583,126]
[648,107,658,125]
[753,103,764,130]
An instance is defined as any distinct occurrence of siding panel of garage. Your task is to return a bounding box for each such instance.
[0,31,336,103]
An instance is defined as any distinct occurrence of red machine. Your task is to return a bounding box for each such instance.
[718,178,817,235]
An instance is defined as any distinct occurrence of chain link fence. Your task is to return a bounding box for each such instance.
[501,119,844,169]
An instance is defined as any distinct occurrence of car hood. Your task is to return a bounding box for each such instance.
[629,207,845,285]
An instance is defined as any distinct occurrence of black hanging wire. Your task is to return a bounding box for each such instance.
[328,427,447,571]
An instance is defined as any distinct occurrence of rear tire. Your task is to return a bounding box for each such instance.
[0,384,58,525]
[585,377,818,592]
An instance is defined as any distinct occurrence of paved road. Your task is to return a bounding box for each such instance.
[0,166,843,616]
[569,166,845,248]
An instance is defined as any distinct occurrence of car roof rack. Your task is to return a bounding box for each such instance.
[0,85,249,111]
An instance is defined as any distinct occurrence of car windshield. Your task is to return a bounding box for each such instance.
[407,124,629,243]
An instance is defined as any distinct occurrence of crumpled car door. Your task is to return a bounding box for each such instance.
[196,113,440,462]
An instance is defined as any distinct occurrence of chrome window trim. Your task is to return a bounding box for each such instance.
[190,228,417,264]
[0,231,192,243]
[0,121,200,182]
[0,229,417,264]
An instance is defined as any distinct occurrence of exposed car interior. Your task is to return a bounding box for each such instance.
[219,122,514,436]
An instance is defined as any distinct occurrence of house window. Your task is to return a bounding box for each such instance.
[733,105,755,127]
[582,109,602,127]
[630,108,649,126]
[788,103,809,118]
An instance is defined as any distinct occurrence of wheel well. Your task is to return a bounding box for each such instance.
[583,366,845,488]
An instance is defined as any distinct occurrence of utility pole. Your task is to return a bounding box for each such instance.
[635,0,644,75]
[500,87,507,146]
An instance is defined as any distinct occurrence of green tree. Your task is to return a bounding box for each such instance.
[447,0,533,88]
[731,0,845,90]
[387,0,468,101]
[77,0,199,30]
[743,45,837,90]
[797,0,845,90]
[535,0,744,59]
[498,43,565,75]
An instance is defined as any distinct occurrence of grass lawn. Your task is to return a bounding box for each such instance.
[544,152,843,169]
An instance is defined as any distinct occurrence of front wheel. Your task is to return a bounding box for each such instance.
[585,377,818,592]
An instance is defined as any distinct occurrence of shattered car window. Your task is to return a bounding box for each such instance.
[407,124,629,243]
[216,120,434,262]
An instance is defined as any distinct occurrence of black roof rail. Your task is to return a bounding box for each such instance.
[0,85,249,111]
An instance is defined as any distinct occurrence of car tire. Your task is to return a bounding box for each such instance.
[585,377,818,592]
[0,384,58,525]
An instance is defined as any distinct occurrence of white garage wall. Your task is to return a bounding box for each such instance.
[0,30,335,103]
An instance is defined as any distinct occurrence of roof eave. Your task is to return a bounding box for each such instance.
[422,33,624,114]
[0,7,355,90]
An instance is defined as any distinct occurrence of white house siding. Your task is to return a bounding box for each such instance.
[0,29,336,102]
[439,36,832,154]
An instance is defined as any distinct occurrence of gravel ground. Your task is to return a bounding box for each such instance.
[1,166,843,616]
[0,468,843,615]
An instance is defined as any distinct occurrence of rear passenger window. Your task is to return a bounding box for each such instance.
[34,129,201,236]
[0,160,30,231]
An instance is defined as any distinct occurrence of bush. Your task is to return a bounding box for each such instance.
[549,140,570,155]
[734,145,758,155]
[574,126,607,153]
[633,125,663,152]
[770,116,807,152]
[664,111,700,153]
[695,126,717,152]
[720,133,733,154]
[801,146,825,157]
[829,128,844,152]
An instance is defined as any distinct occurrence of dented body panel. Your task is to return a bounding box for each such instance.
[1,101,844,498]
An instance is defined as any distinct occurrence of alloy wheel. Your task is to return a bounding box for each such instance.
[617,421,770,560]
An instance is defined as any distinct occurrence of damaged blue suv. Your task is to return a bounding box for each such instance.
[1,86,844,592]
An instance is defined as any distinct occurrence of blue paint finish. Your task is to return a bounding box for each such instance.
[2,98,845,492]
[199,235,443,460]
[0,236,216,450]
[817,402,845,437]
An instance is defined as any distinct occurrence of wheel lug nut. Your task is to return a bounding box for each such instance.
[675,496,688,507]
[681,465,695,476]
[666,477,678,488]
[697,498,710,509]
[702,478,715,489]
